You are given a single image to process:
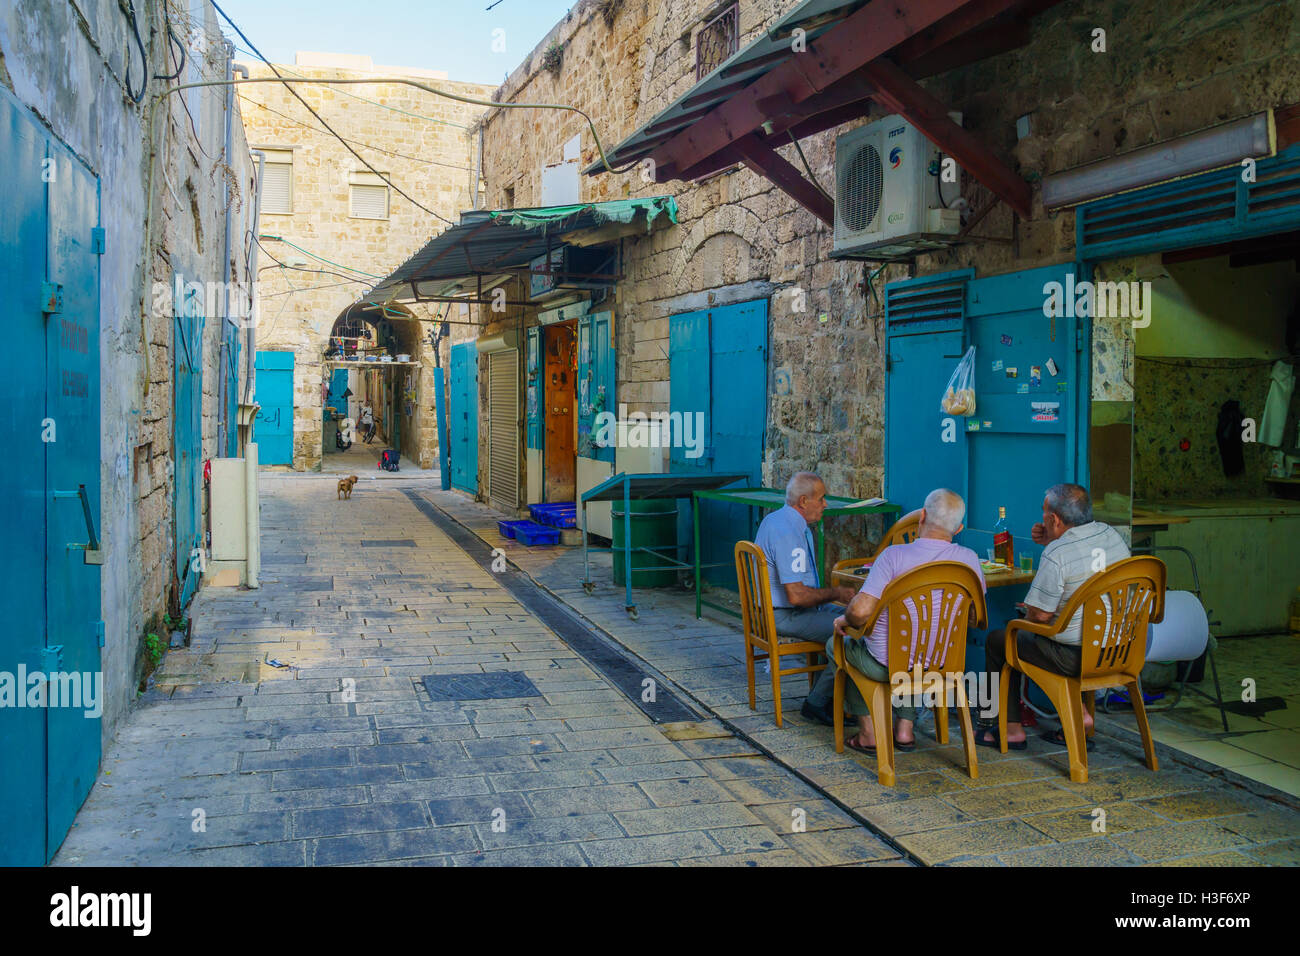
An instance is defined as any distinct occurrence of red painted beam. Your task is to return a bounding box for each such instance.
[861,57,1032,218]
[732,133,835,226]
[654,0,978,177]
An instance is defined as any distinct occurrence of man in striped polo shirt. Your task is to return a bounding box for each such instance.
[978,483,1129,749]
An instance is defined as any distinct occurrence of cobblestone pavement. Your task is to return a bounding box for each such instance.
[52,475,905,867]
[419,488,1300,867]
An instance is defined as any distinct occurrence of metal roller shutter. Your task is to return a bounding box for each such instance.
[350,183,388,219]
[487,349,519,510]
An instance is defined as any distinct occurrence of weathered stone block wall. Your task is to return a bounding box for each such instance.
[240,58,494,470]
[476,0,1300,554]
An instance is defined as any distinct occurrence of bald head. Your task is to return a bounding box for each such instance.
[922,488,966,537]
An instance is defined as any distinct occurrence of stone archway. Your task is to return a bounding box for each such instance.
[320,300,437,469]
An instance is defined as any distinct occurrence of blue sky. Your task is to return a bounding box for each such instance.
[215,0,578,85]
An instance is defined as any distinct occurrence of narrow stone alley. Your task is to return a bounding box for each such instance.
[52,475,903,866]
[52,476,1299,866]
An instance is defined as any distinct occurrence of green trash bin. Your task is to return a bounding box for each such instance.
[612,499,679,588]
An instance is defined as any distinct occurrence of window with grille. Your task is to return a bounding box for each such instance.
[349,171,390,219]
[696,4,738,80]
[258,149,293,215]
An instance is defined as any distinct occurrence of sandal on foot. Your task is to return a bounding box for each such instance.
[893,738,916,752]
[976,727,1027,751]
[1041,729,1094,750]
[844,733,877,756]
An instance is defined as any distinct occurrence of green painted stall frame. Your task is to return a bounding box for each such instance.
[689,487,902,620]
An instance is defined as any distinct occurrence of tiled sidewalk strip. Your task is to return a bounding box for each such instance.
[421,487,1300,867]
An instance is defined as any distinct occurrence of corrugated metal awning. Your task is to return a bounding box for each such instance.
[584,0,1062,224]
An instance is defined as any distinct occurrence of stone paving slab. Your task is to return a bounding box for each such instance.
[422,486,1300,867]
[52,477,904,867]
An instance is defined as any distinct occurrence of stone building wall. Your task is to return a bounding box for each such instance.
[474,0,1300,553]
[240,54,494,469]
[0,0,257,743]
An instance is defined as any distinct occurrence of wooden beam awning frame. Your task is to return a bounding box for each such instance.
[632,0,1049,225]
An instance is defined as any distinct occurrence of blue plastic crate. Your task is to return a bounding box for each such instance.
[529,502,577,529]
[515,522,561,547]
[497,519,532,539]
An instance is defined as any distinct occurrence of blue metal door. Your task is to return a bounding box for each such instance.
[44,139,103,856]
[449,341,478,493]
[254,351,294,465]
[883,271,972,511]
[960,264,1082,561]
[670,299,768,586]
[577,311,615,462]
[224,320,241,457]
[174,289,205,608]
[1,86,54,866]
[0,86,102,865]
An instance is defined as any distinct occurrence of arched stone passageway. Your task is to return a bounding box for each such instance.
[319,300,438,471]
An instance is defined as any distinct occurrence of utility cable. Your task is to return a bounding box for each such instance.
[209,0,627,177]
[258,234,385,278]
[231,47,472,130]
[788,131,832,202]
[237,94,472,171]
[153,7,187,81]
[122,0,149,102]
[208,0,454,225]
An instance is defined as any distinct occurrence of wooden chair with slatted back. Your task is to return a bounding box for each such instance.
[830,510,922,583]
[832,561,987,786]
[735,541,829,728]
[998,555,1166,783]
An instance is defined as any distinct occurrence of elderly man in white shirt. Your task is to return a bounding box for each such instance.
[978,483,1129,750]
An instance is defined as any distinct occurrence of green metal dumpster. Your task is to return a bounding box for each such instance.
[612,499,678,588]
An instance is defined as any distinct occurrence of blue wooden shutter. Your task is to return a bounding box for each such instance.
[526,325,542,450]
[1077,143,1300,260]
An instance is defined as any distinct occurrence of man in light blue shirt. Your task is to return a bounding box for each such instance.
[754,472,859,726]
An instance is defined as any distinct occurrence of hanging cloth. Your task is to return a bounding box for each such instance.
[1259,360,1295,448]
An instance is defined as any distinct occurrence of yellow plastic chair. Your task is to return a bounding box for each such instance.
[830,510,922,582]
[735,541,828,728]
[998,555,1167,783]
[832,561,987,786]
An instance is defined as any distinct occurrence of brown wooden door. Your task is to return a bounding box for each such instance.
[543,323,576,502]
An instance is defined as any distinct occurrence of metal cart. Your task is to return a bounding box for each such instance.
[580,472,748,620]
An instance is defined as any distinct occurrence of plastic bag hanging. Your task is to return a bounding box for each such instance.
[940,346,977,416]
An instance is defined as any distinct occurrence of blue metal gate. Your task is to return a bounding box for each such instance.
[670,299,768,586]
[0,86,103,865]
[254,351,294,465]
[174,287,205,608]
[449,341,478,493]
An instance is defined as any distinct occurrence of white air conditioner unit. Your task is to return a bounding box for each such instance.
[833,114,964,260]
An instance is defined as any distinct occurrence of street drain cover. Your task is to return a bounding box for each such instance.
[422,671,541,702]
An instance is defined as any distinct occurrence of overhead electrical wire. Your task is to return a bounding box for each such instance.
[231,46,472,131]
[208,0,455,225]
[258,235,385,279]
[236,94,472,172]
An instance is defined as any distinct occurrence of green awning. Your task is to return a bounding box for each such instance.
[369,197,678,302]
[488,197,678,231]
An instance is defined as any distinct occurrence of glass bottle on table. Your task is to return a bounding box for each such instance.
[993,506,1014,568]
